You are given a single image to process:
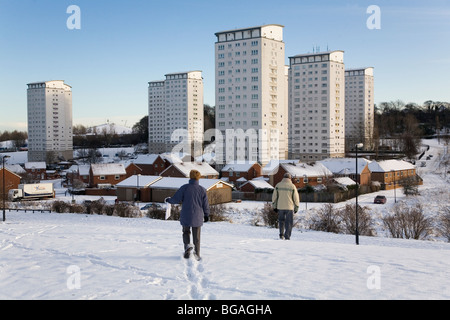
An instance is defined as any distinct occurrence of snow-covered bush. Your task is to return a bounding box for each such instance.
[308,203,341,233]
[437,206,450,242]
[382,202,434,240]
[258,202,278,228]
[339,204,376,237]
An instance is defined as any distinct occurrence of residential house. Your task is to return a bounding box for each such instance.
[221,161,262,184]
[0,167,22,199]
[270,162,333,189]
[66,164,90,187]
[368,159,421,190]
[89,163,127,188]
[240,178,274,193]
[126,154,168,177]
[24,161,47,181]
[116,175,162,202]
[319,158,371,186]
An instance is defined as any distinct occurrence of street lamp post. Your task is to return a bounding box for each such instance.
[392,170,397,203]
[355,143,363,245]
[303,174,308,212]
[136,174,141,204]
[2,155,11,222]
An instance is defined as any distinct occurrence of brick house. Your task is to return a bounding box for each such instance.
[24,162,47,181]
[319,158,371,186]
[0,167,22,199]
[240,178,274,193]
[89,163,127,188]
[270,162,333,189]
[221,161,262,184]
[126,154,168,177]
[368,159,422,190]
[66,164,90,187]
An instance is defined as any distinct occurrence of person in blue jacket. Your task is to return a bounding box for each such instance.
[166,170,210,260]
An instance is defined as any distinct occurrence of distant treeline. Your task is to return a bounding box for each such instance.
[0,130,27,149]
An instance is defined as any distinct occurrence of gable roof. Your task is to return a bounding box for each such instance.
[24,162,46,170]
[319,158,371,175]
[116,175,162,188]
[333,177,357,186]
[221,161,260,172]
[161,162,219,177]
[241,178,274,190]
[0,167,22,179]
[67,164,90,176]
[368,160,415,172]
[91,163,126,176]
[0,164,26,174]
[262,159,300,175]
[278,162,333,177]
[132,154,161,165]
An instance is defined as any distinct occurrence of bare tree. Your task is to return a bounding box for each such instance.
[382,202,434,240]
[437,206,450,242]
[339,204,376,236]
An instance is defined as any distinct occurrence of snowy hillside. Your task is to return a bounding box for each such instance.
[0,139,449,300]
[1,211,450,300]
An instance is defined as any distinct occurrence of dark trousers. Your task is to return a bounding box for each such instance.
[182,226,201,256]
[278,210,294,239]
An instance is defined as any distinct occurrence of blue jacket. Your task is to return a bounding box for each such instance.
[167,179,210,227]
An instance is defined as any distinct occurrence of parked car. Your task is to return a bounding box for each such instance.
[374,195,387,204]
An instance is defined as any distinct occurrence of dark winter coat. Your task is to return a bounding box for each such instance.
[167,179,210,227]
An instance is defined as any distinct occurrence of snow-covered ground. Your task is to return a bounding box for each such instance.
[0,139,449,300]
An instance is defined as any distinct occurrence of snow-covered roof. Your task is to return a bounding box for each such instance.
[67,164,90,176]
[278,162,333,177]
[0,164,25,174]
[262,159,300,175]
[162,162,219,177]
[160,153,185,164]
[150,177,232,191]
[241,179,274,190]
[319,158,371,175]
[132,154,161,165]
[0,166,22,179]
[368,160,416,172]
[25,162,46,170]
[116,175,162,188]
[333,177,356,186]
[222,161,259,172]
[91,163,126,176]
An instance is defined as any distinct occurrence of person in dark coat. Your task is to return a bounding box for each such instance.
[166,170,210,260]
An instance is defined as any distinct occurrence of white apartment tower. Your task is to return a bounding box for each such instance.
[215,25,288,166]
[148,71,204,156]
[288,51,346,160]
[345,67,374,149]
[27,80,73,162]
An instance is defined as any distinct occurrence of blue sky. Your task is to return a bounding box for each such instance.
[0,0,449,131]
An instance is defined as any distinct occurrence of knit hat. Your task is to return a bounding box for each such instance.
[189,170,201,180]
[284,173,292,179]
